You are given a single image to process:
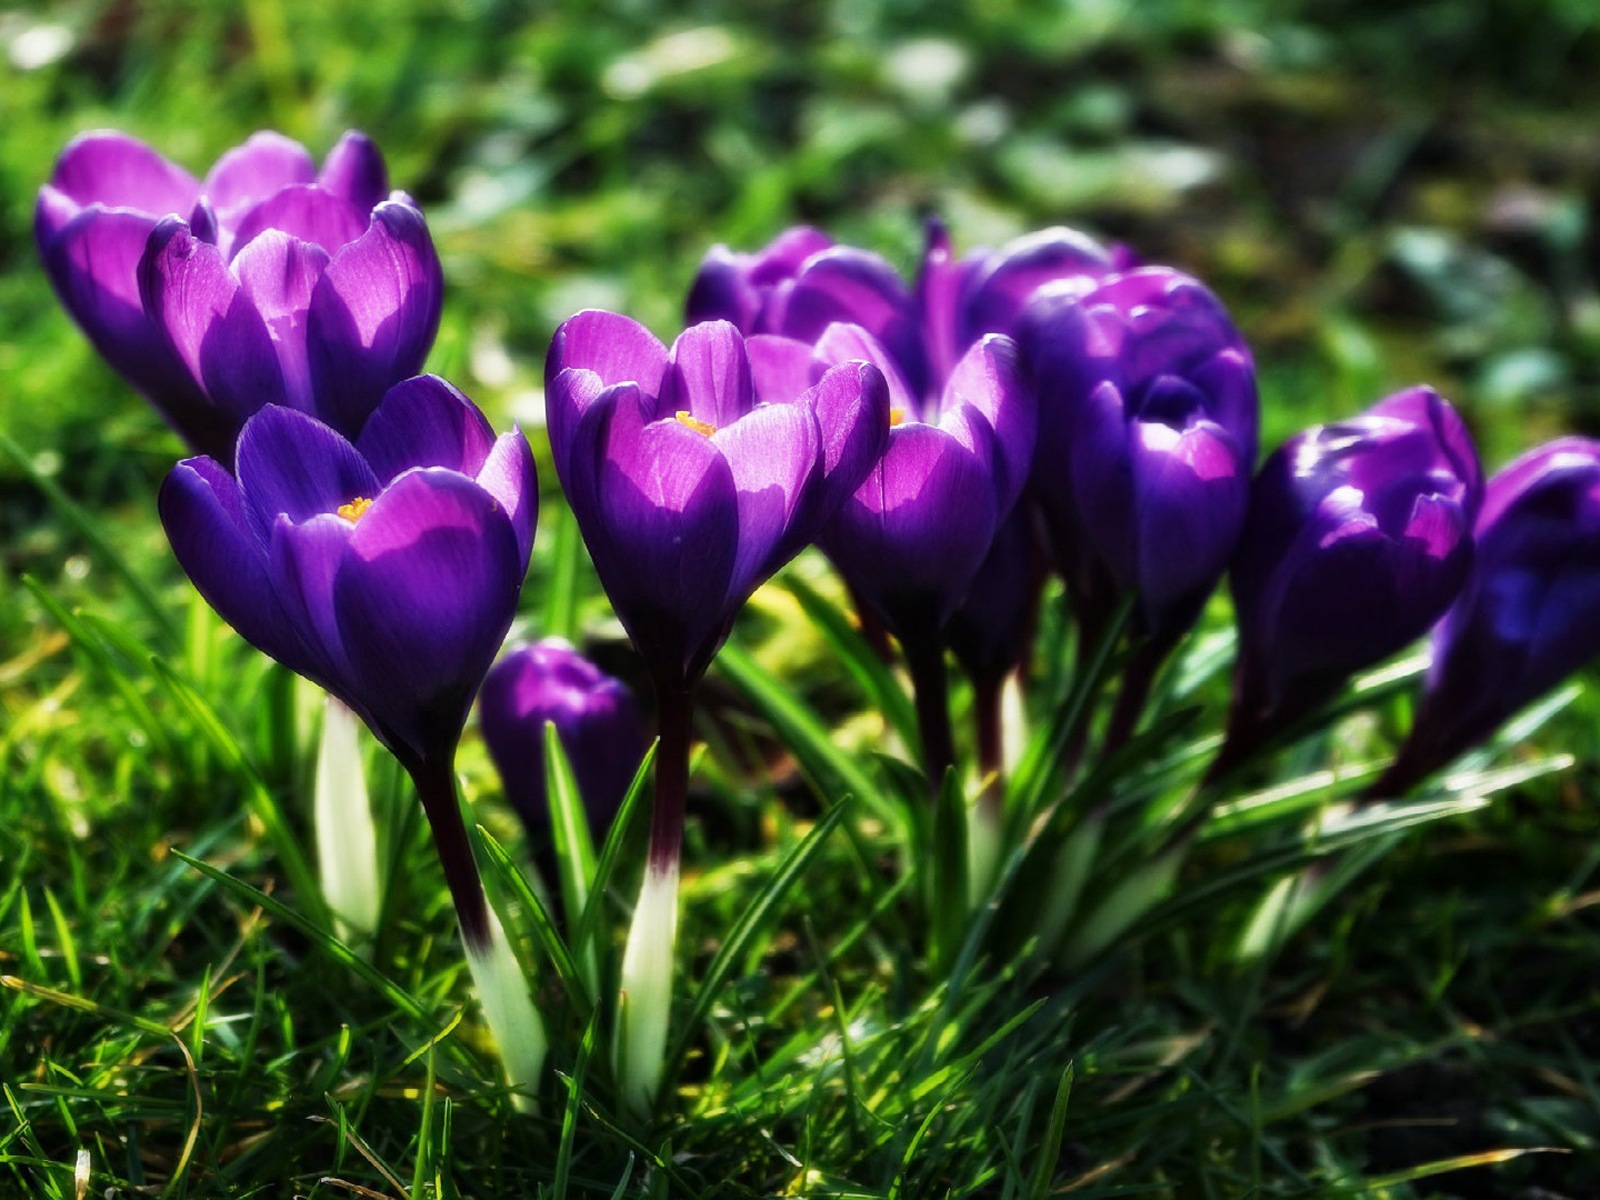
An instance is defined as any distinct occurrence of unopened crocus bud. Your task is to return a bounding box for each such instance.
[1216,387,1483,776]
[480,639,644,842]
[685,225,835,333]
[1021,268,1258,642]
[1374,437,1600,795]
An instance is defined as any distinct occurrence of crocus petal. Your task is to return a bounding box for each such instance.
[660,321,755,430]
[812,321,919,415]
[235,405,380,541]
[230,184,369,259]
[317,131,389,212]
[203,131,316,222]
[231,231,331,411]
[333,469,523,758]
[40,206,227,449]
[42,130,199,222]
[684,245,761,330]
[1067,379,1138,585]
[800,359,891,518]
[303,201,444,435]
[546,311,670,466]
[357,374,495,482]
[270,511,362,694]
[959,225,1113,343]
[782,247,925,395]
[475,431,539,568]
[140,217,287,422]
[595,398,740,682]
[824,423,999,634]
[545,309,669,394]
[710,401,820,596]
[1130,419,1247,631]
[942,334,1032,508]
[159,457,319,681]
[746,334,820,403]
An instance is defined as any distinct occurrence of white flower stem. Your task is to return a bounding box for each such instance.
[314,694,380,938]
[617,856,681,1113]
[462,905,547,1115]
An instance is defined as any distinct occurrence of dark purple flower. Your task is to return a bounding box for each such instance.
[1375,437,1600,794]
[1020,267,1259,642]
[480,639,644,841]
[160,374,534,767]
[1216,387,1482,775]
[545,312,889,691]
[37,129,439,460]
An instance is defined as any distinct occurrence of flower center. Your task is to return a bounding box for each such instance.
[337,496,375,523]
[889,407,906,427]
[675,411,717,437]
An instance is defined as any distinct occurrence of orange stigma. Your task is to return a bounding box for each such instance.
[889,407,906,427]
[675,410,717,437]
[337,496,375,523]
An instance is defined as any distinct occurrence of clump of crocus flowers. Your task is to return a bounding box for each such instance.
[38,121,1600,1125]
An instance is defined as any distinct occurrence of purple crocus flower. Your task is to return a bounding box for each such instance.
[1373,437,1600,795]
[480,638,644,842]
[685,225,835,334]
[161,371,544,1094]
[545,311,887,1109]
[37,129,440,460]
[1213,387,1483,779]
[545,312,889,693]
[160,374,534,773]
[1021,267,1259,644]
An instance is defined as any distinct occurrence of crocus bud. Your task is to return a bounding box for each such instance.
[1217,387,1483,774]
[1375,437,1600,795]
[1021,268,1259,641]
[479,639,645,842]
[39,130,440,460]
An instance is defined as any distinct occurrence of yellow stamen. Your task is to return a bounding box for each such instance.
[675,410,717,437]
[889,407,906,427]
[337,496,375,523]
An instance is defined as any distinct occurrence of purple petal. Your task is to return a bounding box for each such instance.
[140,217,286,422]
[746,334,821,403]
[229,184,369,259]
[159,457,319,681]
[204,132,315,222]
[544,309,669,394]
[231,231,331,411]
[959,226,1114,344]
[803,359,891,513]
[824,422,999,634]
[812,322,918,414]
[660,321,755,430]
[1130,419,1248,632]
[235,406,379,542]
[710,403,821,596]
[317,131,389,212]
[781,247,923,392]
[357,374,495,482]
[594,401,740,682]
[475,431,539,568]
[684,245,761,330]
[1068,380,1138,588]
[306,201,444,435]
[941,334,1033,508]
[334,469,523,758]
[42,131,198,220]
[270,512,361,694]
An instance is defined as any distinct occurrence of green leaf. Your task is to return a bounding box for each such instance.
[544,721,599,992]
[665,801,849,1076]
[474,825,593,1016]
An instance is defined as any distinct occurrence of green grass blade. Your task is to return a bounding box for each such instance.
[780,572,917,748]
[573,741,656,977]
[715,641,897,836]
[545,502,583,643]
[474,825,593,1015]
[665,801,849,1075]
[544,722,598,948]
